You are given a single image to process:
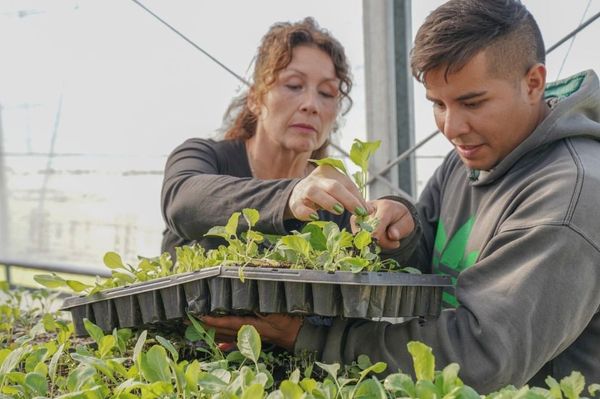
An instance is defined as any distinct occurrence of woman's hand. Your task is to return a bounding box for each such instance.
[200,313,303,352]
[352,199,415,250]
[287,165,370,220]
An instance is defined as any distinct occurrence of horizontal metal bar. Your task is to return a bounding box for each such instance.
[545,10,600,55]
[0,258,111,278]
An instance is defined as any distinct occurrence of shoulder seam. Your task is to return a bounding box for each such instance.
[563,138,584,224]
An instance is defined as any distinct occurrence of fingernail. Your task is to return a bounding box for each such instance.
[309,212,319,221]
[355,206,367,216]
[333,203,344,214]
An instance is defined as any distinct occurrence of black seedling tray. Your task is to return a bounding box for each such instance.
[61,265,451,336]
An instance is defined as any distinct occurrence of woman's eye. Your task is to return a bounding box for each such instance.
[319,91,335,98]
[286,84,302,91]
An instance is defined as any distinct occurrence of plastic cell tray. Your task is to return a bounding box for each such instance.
[61,265,451,336]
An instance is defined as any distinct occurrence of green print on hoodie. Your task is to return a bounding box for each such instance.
[433,216,479,307]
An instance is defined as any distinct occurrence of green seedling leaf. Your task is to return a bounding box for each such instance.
[589,384,600,396]
[407,341,435,382]
[70,353,115,382]
[33,273,67,289]
[310,157,348,175]
[280,235,311,259]
[350,139,381,171]
[24,372,47,396]
[242,383,265,399]
[48,343,65,383]
[98,335,116,358]
[197,371,228,393]
[140,345,171,383]
[455,385,481,399]
[114,378,148,396]
[242,208,260,228]
[246,230,265,244]
[302,223,328,251]
[353,171,364,189]
[416,379,441,399]
[401,266,422,275]
[440,363,461,394]
[354,377,387,398]
[0,347,27,375]
[133,330,147,365]
[103,251,125,269]
[83,319,104,345]
[545,375,562,399]
[66,280,92,293]
[339,257,369,273]
[560,372,585,399]
[299,378,318,393]
[205,226,228,240]
[225,212,241,238]
[237,325,261,365]
[353,230,372,251]
[359,362,387,380]
[316,361,340,379]
[156,335,179,362]
[279,380,304,399]
[65,364,96,392]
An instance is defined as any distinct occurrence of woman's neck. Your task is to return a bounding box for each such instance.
[245,137,311,179]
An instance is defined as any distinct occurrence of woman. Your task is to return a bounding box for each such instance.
[161,17,416,262]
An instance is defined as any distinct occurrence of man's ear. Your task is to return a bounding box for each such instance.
[524,63,547,102]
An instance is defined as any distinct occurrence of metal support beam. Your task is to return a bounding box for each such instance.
[0,105,8,259]
[363,0,416,199]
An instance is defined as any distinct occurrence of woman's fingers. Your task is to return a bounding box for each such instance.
[288,165,368,220]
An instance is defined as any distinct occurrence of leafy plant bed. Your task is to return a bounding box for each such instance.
[61,265,451,336]
[2,285,600,398]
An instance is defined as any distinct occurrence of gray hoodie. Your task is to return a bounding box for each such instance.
[294,70,600,392]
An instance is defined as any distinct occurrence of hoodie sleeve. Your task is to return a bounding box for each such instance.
[161,139,301,240]
[294,223,600,393]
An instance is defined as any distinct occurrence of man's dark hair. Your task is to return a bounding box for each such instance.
[410,0,545,83]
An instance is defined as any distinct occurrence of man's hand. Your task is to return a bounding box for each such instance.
[352,199,415,250]
[199,313,303,352]
[286,165,371,220]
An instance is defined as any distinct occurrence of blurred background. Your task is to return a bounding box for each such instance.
[0,0,598,282]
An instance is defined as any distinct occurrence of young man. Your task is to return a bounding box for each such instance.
[202,0,600,391]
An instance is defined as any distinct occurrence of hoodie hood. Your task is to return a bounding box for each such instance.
[472,70,600,185]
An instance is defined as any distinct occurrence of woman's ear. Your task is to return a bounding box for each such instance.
[247,89,260,116]
[524,63,547,102]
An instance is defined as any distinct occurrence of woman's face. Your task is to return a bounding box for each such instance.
[252,45,340,155]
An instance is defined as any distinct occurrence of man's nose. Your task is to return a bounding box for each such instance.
[442,109,469,140]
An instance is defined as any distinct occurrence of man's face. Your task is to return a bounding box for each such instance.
[425,51,540,171]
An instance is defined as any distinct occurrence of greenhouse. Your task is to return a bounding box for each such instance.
[1,1,600,397]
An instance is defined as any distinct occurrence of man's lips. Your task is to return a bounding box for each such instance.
[455,143,484,158]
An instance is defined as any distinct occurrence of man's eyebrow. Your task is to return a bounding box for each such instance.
[426,91,487,103]
[455,91,487,101]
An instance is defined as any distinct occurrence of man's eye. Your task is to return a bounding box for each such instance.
[464,101,481,109]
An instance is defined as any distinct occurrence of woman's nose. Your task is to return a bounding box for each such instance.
[300,90,319,114]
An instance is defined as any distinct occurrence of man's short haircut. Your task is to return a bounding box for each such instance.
[410,0,545,83]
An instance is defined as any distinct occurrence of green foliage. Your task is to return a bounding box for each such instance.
[0,297,599,399]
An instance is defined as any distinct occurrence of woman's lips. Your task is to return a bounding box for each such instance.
[290,123,317,133]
